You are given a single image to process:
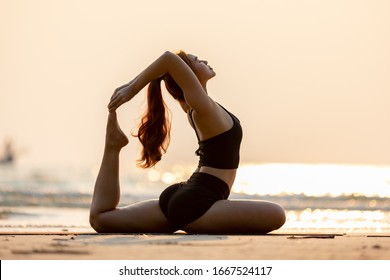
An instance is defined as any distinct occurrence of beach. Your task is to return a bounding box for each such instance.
[1,166,390,280]
[0,228,390,260]
[1,230,390,260]
[1,163,390,261]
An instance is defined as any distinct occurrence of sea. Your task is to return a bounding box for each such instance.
[1,162,390,233]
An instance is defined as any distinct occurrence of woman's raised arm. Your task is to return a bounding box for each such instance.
[108,51,212,113]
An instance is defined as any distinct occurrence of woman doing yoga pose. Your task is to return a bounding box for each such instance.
[89,50,286,234]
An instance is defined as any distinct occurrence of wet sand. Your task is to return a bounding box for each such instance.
[1,229,389,260]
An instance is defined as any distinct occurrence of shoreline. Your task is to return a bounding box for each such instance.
[2,206,389,234]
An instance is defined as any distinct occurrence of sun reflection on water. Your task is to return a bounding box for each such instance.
[284,209,390,233]
[233,163,390,197]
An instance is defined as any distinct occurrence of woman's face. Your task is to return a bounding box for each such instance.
[187,54,216,83]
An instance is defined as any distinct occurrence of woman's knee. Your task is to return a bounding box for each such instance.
[89,212,103,233]
[89,211,112,233]
[270,203,286,230]
[275,204,286,229]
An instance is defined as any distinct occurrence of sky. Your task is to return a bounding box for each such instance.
[1,0,390,168]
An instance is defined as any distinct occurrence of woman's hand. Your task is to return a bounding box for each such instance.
[108,82,135,112]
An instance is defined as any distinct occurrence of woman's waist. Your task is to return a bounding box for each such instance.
[197,166,237,189]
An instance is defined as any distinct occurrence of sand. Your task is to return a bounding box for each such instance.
[1,229,390,260]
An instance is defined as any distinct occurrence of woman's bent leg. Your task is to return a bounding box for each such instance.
[91,199,175,233]
[183,200,286,234]
[89,112,174,233]
[89,113,128,221]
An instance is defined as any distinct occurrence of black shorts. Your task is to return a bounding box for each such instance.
[159,172,230,230]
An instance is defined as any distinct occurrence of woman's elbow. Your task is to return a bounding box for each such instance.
[162,50,175,62]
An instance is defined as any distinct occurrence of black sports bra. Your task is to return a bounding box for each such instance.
[189,105,243,169]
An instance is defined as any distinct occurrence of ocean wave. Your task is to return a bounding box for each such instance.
[1,189,390,211]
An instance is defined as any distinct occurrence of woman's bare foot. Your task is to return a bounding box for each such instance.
[105,112,129,151]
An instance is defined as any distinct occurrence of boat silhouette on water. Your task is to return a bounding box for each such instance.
[0,140,15,165]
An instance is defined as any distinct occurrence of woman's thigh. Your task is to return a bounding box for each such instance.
[182,200,286,234]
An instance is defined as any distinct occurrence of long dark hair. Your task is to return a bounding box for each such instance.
[135,51,195,168]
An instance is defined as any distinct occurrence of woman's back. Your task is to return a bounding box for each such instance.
[188,102,243,188]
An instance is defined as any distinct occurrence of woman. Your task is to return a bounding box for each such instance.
[90,50,285,234]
